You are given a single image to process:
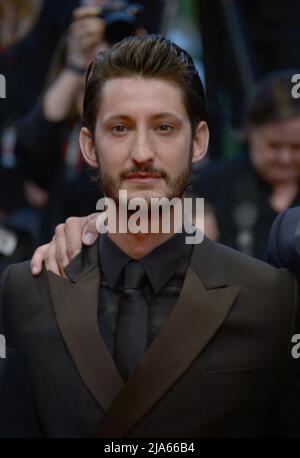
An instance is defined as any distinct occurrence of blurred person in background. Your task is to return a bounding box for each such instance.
[192,70,300,260]
[0,0,78,273]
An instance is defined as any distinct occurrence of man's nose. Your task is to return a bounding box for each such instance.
[130,127,155,165]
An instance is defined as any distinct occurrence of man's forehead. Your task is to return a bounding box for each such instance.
[259,116,300,139]
[98,76,187,117]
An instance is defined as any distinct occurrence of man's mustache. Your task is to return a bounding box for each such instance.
[120,165,169,180]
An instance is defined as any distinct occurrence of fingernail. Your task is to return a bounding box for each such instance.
[83,232,95,245]
[32,265,38,274]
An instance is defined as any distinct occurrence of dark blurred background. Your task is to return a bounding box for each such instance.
[1,0,300,272]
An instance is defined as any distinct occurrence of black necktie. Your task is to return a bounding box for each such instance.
[114,261,148,381]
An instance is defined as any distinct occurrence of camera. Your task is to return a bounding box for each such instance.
[95,1,144,46]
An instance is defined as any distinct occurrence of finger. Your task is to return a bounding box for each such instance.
[54,224,70,272]
[82,213,101,245]
[44,240,61,276]
[76,17,105,32]
[76,35,104,52]
[71,19,104,37]
[65,217,85,261]
[71,26,105,47]
[71,21,105,44]
[31,244,49,275]
[73,6,103,20]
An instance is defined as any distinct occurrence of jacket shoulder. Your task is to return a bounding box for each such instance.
[216,241,295,288]
[1,261,44,299]
[0,261,49,335]
[214,242,297,325]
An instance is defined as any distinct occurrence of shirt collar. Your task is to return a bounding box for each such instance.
[99,233,130,289]
[99,230,193,294]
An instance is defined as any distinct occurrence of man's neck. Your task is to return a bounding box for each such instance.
[107,230,177,260]
[106,204,184,259]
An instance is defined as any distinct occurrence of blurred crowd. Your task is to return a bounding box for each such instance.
[1,0,300,273]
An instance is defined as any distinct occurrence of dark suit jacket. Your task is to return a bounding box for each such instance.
[0,347,40,437]
[267,207,300,437]
[0,236,299,438]
[267,206,300,273]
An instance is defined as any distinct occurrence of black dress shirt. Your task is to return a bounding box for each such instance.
[98,231,193,359]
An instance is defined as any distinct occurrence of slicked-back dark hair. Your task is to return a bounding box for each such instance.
[82,34,207,136]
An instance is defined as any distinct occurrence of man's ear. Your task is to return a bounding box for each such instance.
[192,121,209,164]
[79,127,98,168]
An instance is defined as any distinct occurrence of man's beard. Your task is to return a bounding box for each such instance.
[96,149,192,204]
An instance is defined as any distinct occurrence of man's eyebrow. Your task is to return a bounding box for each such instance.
[103,113,184,123]
[103,114,132,123]
[151,112,183,121]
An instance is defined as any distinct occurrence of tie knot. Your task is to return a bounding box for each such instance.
[123,261,146,290]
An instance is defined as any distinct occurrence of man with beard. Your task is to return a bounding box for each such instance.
[1,35,300,438]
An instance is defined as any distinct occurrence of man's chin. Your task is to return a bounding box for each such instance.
[125,190,167,204]
[269,172,299,184]
[104,183,186,204]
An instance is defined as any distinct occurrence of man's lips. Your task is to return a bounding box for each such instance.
[125,173,162,179]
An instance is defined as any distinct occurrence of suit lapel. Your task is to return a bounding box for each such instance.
[47,244,124,412]
[95,238,241,437]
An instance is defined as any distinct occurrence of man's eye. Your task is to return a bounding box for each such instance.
[111,125,129,134]
[155,124,174,133]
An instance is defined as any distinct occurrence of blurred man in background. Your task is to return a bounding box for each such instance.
[0,0,78,274]
[192,70,300,259]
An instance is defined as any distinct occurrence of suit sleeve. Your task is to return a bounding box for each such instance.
[0,267,40,437]
[283,305,300,437]
[0,265,13,336]
[0,348,40,437]
[279,270,300,437]
[267,207,300,276]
